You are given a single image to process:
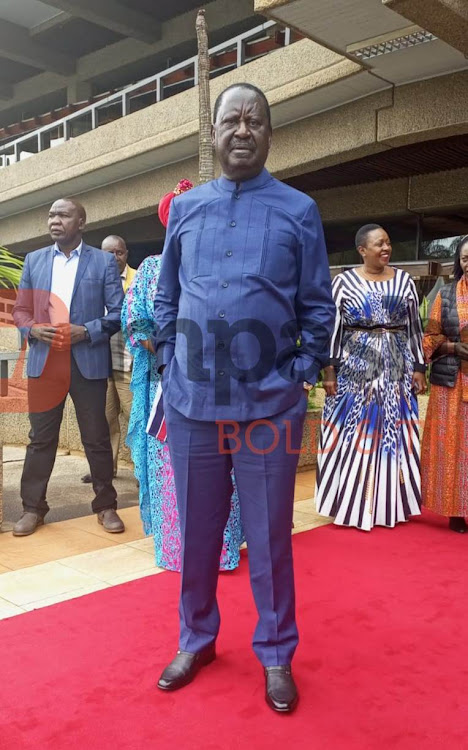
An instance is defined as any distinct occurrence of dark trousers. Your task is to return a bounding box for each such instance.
[165,395,307,667]
[21,354,117,517]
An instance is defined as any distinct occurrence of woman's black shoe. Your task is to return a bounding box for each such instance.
[449,517,467,533]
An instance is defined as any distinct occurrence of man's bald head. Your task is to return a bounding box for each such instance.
[101,235,128,273]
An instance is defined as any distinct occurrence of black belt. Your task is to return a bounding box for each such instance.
[344,324,406,334]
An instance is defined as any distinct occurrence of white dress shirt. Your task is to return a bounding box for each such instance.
[49,241,83,325]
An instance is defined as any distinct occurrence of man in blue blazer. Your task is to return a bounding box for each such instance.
[12,197,125,535]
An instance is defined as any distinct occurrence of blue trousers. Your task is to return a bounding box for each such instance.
[164,396,307,667]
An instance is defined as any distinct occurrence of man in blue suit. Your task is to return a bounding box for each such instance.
[154,84,335,712]
[12,198,125,536]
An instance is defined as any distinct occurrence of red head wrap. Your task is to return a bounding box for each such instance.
[158,179,194,228]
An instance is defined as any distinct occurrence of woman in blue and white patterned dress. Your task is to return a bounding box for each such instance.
[122,254,244,569]
[315,224,426,531]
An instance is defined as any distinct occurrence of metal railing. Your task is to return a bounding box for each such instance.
[0,21,291,169]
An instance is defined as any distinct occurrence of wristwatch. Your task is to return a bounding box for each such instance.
[83,326,91,341]
[303,382,313,391]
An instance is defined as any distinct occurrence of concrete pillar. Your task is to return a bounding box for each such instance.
[67,78,92,104]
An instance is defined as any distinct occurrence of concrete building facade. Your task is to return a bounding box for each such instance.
[0,0,465,269]
[0,0,467,454]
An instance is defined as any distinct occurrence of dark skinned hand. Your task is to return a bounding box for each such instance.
[455,343,468,361]
[323,366,337,397]
[140,338,155,354]
[31,323,86,350]
[412,371,427,395]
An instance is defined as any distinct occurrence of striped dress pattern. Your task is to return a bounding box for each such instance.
[315,268,424,530]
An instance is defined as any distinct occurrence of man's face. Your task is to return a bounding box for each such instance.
[48,200,85,246]
[101,237,128,273]
[211,88,272,182]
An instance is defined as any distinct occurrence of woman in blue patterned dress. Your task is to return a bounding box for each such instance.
[315,224,426,530]
[121,180,243,570]
[122,252,244,570]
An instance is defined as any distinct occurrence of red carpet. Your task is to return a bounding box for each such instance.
[1,510,467,750]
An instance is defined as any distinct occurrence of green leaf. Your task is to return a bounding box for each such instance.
[0,246,24,289]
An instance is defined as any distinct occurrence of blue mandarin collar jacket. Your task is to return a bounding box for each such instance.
[154,168,335,421]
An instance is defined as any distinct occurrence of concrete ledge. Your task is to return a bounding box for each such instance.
[377,71,468,147]
[0,39,344,212]
[255,0,294,11]
[383,0,468,55]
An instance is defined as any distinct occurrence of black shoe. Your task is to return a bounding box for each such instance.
[449,517,467,533]
[157,644,216,691]
[264,666,298,713]
[81,473,92,484]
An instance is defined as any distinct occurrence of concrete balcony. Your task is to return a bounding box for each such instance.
[0,5,466,253]
[0,24,387,250]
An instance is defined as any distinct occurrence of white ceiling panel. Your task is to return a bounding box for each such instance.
[273,0,409,51]
[368,38,468,85]
[271,0,468,86]
[0,0,62,30]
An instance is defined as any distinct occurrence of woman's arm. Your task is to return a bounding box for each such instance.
[322,275,344,397]
[423,292,446,362]
[122,256,161,354]
[407,277,426,374]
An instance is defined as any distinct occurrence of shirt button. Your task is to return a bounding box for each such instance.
[226,251,233,257]
[221,282,229,288]
[230,221,236,227]
[217,341,225,349]
[218,370,225,376]
[218,311,225,318]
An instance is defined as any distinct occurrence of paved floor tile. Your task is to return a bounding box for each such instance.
[0,527,119,571]
[292,519,331,535]
[59,544,156,583]
[0,597,26,620]
[127,537,155,554]
[293,509,315,526]
[295,469,316,487]
[65,506,145,543]
[294,485,315,502]
[0,561,102,607]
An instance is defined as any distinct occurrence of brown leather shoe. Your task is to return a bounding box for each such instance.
[265,666,299,713]
[13,512,44,537]
[97,508,125,533]
[157,644,216,691]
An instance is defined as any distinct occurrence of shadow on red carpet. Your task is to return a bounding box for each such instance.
[1,509,466,750]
